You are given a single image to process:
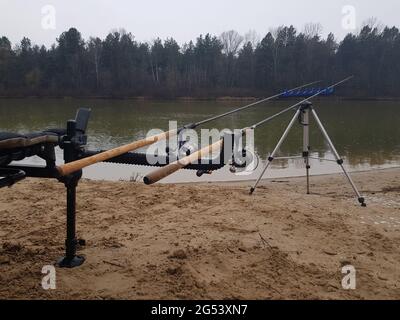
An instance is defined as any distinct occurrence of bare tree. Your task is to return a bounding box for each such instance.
[268,26,284,81]
[220,30,244,56]
[361,17,384,34]
[109,28,128,36]
[244,30,260,49]
[303,22,323,39]
[269,26,283,41]
[149,38,163,84]
[88,37,102,89]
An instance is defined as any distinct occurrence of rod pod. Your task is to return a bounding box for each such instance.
[250,101,366,207]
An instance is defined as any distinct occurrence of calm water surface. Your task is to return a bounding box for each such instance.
[0,98,399,183]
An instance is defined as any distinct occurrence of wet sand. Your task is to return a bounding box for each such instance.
[0,167,399,299]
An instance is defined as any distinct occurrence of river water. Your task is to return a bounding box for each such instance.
[1,98,399,183]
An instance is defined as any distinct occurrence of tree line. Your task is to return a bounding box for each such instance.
[0,23,399,98]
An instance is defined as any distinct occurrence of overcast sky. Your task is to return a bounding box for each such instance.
[0,0,399,47]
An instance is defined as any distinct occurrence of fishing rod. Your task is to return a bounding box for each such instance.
[143,76,353,185]
[57,80,320,176]
[183,80,321,130]
[250,76,353,129]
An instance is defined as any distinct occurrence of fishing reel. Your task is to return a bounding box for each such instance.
[178,141,198,157]
[224,129,258,174]
[196,169,212,177]
[229,147,257,174]
[165,136,198,158]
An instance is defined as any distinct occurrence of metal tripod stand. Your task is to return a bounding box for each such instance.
[249,101,366,207]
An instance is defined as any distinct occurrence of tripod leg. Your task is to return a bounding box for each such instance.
[310,108,366,207]
[302,108,311,194]
[250,109,301,194]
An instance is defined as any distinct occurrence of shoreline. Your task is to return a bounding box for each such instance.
[186,165,400,187]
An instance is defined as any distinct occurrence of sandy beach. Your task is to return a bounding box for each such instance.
[0,167,399,299]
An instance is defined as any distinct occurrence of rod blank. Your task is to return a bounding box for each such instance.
[192,80,321,128]
[251,76,353,129]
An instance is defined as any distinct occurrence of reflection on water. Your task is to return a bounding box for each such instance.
[0,98,399,182]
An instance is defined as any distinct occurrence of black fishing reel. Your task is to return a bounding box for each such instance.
[196,170,212,177]
[165,138,198,158]
[179,141,198,157]
[229,147,256,173]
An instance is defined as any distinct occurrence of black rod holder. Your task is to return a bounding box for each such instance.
[56,119,85,268]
